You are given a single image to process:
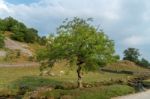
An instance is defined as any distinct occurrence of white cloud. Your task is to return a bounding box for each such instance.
[0,0,122,35]
[0,0,12,16]
[0,0,121,19]
[124,36,144,46]
[123,35,150,47]
[0,0,7,10]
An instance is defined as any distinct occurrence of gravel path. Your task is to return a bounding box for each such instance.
[113,90,150,99]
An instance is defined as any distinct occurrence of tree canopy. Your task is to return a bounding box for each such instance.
[123,48,140,63]
[38,17,118,88]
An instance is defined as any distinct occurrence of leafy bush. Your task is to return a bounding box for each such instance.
[11,76,62,90]
[0,34,5,48]
[11,32,25,42]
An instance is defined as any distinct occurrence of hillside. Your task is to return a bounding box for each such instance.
[0,35,41,64]
[101,60,149,74]
[0,17,45,63]
[0,36,34,57]
[4,37,33,56]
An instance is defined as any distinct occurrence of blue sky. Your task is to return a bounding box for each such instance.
[5,0,39,5]
[0,0,150,60]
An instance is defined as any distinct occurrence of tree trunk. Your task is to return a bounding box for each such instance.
[77,65,83,88]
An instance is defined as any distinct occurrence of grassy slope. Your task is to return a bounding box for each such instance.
[0,66,134,98]
[0,31,43,63]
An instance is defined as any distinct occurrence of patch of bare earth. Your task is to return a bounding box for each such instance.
[4,38,33,56]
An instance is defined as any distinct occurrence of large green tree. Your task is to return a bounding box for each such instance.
[39,18,117,88]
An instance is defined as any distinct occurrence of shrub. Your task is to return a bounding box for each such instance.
[0,34,5,48]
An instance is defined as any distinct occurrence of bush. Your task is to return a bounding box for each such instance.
[0,34,5,48]
[11,76,62,91]
[11,32,25,42]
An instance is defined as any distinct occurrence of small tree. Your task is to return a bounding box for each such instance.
[123,48,140,63]
[39,18,117,88]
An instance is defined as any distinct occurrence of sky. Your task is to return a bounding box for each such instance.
[0,0,150,60]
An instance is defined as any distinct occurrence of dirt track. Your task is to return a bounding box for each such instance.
[0,62,40,67]
[113,90,150,99]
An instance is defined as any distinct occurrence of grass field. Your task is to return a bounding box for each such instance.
[0,66,132,86]
[0,66,135,98]
[0,66,39,86]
